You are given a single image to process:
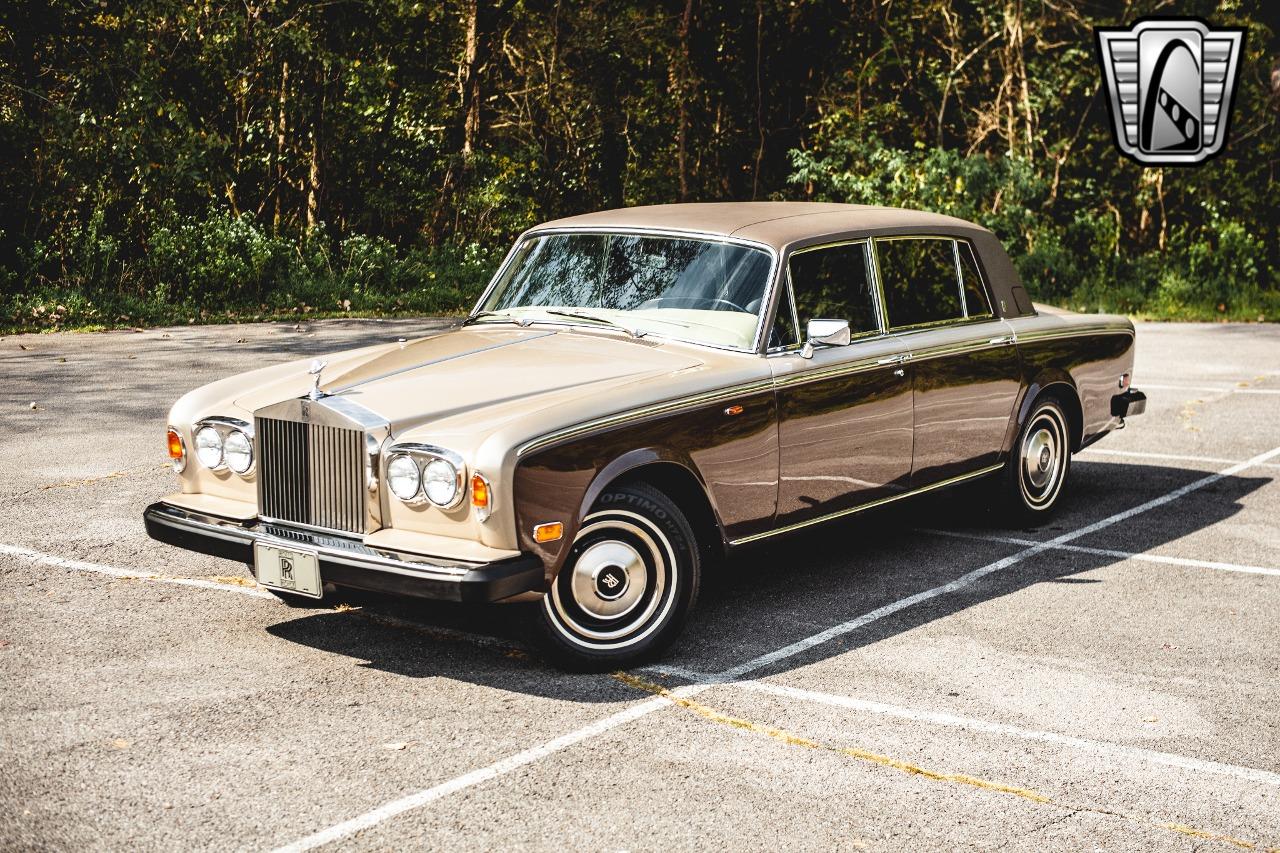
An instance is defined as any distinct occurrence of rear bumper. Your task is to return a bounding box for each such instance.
[143,502,544,603]
[1111,388,1147,418]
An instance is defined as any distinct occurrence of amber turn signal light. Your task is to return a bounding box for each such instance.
[166,427,186,472]
[533,522,563,543]
[471,473,491,522]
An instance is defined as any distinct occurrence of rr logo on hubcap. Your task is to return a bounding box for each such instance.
[595,566,628,600]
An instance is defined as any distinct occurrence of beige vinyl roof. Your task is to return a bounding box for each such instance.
[529,202,989,251]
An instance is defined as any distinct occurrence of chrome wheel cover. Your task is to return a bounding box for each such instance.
[1019,407,1066,509]
[545,509,678,650]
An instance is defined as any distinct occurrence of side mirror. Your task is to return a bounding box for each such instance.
[801,319,850,358]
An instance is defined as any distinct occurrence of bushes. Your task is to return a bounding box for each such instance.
[788,132,1278,321]
[1,210,497,332]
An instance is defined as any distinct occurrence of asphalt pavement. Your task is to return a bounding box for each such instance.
[1,318,1278,851]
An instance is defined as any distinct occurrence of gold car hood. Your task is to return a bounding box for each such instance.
[233,326,706,434]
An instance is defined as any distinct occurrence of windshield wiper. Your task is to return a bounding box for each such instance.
[543,310,643,338]
[461,311,532,327]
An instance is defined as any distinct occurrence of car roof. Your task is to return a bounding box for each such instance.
[527,202,990,251]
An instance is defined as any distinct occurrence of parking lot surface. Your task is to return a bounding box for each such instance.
[2,319,1278,851]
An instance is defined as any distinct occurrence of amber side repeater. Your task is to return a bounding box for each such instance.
[533,522,563,543]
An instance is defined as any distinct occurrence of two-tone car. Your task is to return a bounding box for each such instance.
[144,202,1146,668]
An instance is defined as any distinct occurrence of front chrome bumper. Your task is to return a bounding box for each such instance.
[143,502,544,603]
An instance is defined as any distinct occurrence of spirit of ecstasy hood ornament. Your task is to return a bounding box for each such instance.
[307,359,328,400]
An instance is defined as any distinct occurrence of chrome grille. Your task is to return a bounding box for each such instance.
[257,416,367,534]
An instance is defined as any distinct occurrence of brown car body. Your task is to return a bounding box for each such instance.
[144,203,1144,651]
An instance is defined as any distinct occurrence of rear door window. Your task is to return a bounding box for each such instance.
[875,238,965,329]
[788,242,880,338]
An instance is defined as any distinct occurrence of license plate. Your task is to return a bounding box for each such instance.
[254,543,322,598]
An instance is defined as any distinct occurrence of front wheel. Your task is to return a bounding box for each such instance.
[1001,395,1072,523]
[536,482,700,671]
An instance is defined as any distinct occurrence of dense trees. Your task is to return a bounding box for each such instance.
[1,0,1276,330]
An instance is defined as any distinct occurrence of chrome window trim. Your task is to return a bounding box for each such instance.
[872,234,991,333]
[951,240,969,318]
[468,227,781,356]
[729,462,1004,546]
[767,237,887,355]
[954,239,996,320]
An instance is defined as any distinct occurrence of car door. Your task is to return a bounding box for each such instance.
[767,240,914,529]
[873,236,1021,485]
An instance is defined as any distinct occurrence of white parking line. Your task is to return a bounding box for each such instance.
[0,542,275,598]
[270,694,677,853]
[715,444,1280,681]
[919,528,1280,578]
[270,443,1280,849]
[1079,447,1280,469]
[1138,383,1280,395]
[733,680,1280,787]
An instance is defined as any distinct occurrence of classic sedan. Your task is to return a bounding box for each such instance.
[144,202,1146,668]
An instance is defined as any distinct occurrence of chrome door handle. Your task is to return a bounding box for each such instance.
[988,335,1015,346]
[876,353,909,365]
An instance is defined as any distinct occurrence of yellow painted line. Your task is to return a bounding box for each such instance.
[612,672,1047,803]
[1165,823,1277,851]
[39,462,170,490]
[613,672,1280,852]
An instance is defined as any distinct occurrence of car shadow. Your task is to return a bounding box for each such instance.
[264,459,1273,700]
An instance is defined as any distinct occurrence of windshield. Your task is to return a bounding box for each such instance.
[478,232,774,349]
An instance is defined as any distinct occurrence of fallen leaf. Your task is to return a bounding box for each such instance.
[56,357,66,363]
[18,344,29,350]
[382,741,411,751]
[110,738,131,749]
[1143,716,1158,723]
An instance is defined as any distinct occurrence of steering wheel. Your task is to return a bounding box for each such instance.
[639,296,751,313]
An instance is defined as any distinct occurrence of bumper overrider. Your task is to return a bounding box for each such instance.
[143,502,544,603]
[1111,388,1147,418]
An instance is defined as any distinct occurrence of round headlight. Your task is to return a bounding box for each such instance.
[387,455,422,502]
[223,429,253,474]
[423,458,461,507]
[194,426,224,469]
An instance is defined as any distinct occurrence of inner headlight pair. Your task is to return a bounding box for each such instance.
[386,446,465,509]
[193,420,254,475]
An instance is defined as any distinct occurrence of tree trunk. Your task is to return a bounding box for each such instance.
[307,64,326,231]
[272,60,289,233]
[674,0,695,201]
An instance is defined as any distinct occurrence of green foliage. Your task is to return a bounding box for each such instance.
[3,210,492,331]
[0,0,1276,331]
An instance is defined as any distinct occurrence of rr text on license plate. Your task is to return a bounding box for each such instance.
[254,543,322,598]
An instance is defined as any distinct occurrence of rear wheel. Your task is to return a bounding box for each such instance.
[1002,395,1072,523]
[536,482,700,671]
